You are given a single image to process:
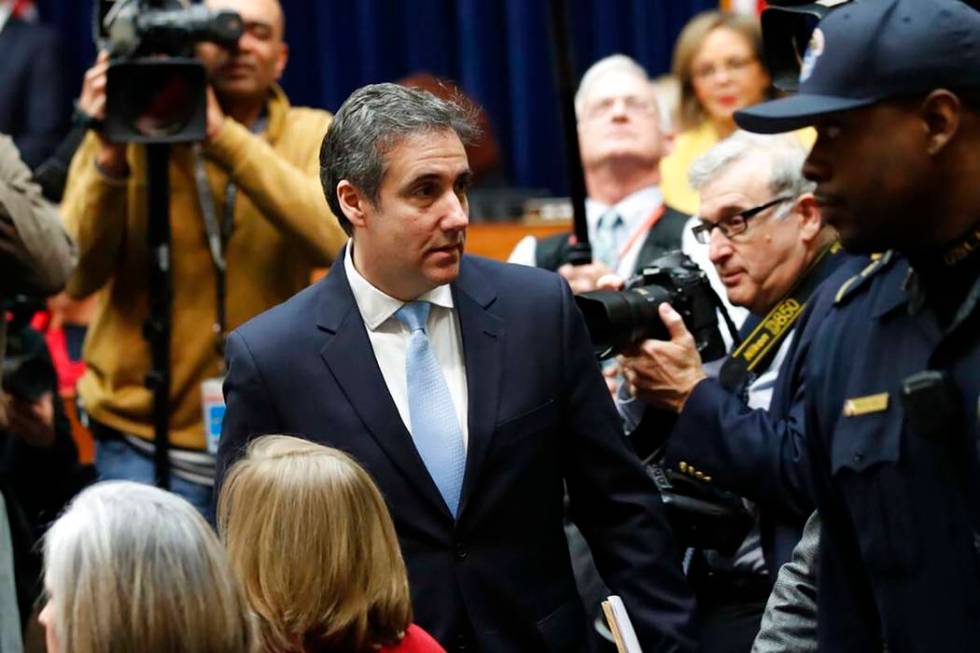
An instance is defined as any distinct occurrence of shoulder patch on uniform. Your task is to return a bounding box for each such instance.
[835,250,895,305]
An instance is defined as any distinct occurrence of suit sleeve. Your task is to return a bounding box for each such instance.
[666,376,813,520]
[556,276,699,653]
[751,511,820,653]
[215,329,282,496]
[14,28,68,169]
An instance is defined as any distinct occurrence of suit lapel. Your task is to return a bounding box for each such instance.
[316,250,452,519]
[453,259,504,517]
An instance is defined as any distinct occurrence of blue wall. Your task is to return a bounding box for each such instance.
[38,0,716,194]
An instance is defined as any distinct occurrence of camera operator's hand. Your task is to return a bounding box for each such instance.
[619,303,707,413]
[205,85,228,143]
[80,51,128,178]
[0,391,56,449]
[558,261,614,294]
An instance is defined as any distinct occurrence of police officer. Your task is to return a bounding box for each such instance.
[735,0,980,650]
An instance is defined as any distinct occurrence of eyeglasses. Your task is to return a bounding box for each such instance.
[692,56,759,82]
[691,195,794,244]
[582,95,656,121]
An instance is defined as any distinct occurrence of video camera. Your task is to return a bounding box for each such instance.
[761,0,853,91]
[575,251,730,362]
[95,0,244,143]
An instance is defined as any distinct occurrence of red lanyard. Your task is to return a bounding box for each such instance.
[618,204,666,258]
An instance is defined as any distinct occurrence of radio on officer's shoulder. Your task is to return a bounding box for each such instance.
[901,370,957,441]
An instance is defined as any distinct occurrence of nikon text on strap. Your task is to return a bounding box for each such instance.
[719,242,845,393]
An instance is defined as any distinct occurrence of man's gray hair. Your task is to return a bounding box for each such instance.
[688,131,816,215]
[575,55,650,109]
[320,83,479,235]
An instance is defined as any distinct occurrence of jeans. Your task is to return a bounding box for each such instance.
[94,438,214,522]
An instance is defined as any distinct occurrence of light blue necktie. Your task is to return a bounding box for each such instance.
[394,301,466,517]
[594,210,624,270]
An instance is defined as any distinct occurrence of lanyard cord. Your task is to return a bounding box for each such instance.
[191,114,267,370]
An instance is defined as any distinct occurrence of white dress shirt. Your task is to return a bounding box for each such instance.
[508,185,667,279]
[0,4,11,34]
[345,242,470,450]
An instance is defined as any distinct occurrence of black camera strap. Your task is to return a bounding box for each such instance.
[719,241,846,394]
[191,116,267,370]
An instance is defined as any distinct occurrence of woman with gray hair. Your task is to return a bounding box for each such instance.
[37,481,256,653]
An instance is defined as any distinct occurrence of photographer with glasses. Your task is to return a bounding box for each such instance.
[616,131,863,653]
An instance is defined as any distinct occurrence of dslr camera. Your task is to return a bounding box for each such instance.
[576,252,753,553]
[574,251,729,362]
[95,0,244,143]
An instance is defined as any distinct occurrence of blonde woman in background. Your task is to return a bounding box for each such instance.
[661,11,785,214]
[218,435,445,653]
[38,481,256,653]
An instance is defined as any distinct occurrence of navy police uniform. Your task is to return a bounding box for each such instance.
[804,251,980,652]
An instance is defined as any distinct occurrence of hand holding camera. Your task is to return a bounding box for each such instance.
[79,51,129,177]
[557,261,613,294]
[619,303,707,413]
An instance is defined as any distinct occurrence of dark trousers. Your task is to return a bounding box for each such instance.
[690,559,770,653]
[700,599,767,653]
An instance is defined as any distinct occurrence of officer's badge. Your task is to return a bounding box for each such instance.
[800,28,825,83]
[843,393,889,416]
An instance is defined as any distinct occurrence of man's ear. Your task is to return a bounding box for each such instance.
[795,193,823,244]
[274,42,289,81]
[920,89,961,156]
[336,180,369,228]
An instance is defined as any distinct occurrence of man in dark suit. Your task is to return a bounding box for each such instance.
[217,83,698,653]
[0,5,68,169]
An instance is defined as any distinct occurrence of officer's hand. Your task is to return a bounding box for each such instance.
[558,262,613,294]
[81,51,128,178]
[619,303,706,413]
[204,85,227,144]
[0,391,56,449]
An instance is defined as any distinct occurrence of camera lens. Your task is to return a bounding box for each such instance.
[575,286,672,359]
[125,67,197,138]
[105,58,208,143]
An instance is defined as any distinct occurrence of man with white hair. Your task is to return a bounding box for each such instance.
[618,131,865,652]
[509,54,693,293]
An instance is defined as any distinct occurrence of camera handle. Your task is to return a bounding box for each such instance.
[143,143,173,490]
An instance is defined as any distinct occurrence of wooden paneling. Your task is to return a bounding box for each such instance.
[465,220,571,261]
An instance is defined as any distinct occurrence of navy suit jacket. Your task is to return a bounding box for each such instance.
[217,252,698,653]
[0,19,68,169]
[665,253,868,575]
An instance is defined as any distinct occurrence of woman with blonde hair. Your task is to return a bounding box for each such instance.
[38,481,256,653]
[661,10,784,214]
[218,435,445,653]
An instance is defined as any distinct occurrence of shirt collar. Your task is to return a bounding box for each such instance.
[344,241,454,331]
[586,185,664,235]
